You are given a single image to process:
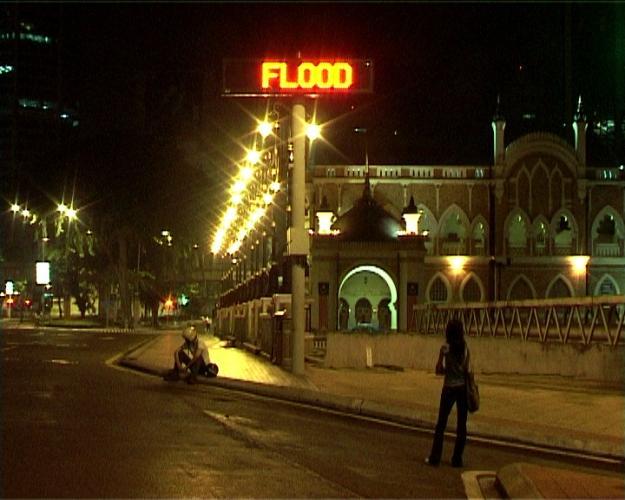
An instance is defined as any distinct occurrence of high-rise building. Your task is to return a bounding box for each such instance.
[0,5,79,297]
[0,4,78,200]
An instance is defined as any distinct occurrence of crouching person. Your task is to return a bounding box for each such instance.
[164,326,215,384]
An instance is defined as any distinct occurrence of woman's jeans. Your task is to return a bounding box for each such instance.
[428,384,468,463]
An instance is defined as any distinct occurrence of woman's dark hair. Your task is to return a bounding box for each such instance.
[445,319,466,358]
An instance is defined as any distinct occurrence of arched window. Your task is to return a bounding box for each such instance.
[534,220,549,255]
[462,276,483,302]
[547,277,572,298]
[429,276,449,303]
[597,214,616,242]
[508,214,528,255]
[554,214,573,253]
[471,220,487,256]
[508,276,535,300]
[439,206,469,255]
[597,276,617,296]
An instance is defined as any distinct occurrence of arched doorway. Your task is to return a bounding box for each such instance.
[338,265,398,331]
[355,298,372,325]
[378,298,391,331]
[338,298,349,331]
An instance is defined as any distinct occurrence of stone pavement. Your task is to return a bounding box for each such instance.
[117,330,625,499]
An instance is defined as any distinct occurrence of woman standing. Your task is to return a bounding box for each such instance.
[426,319,471,467]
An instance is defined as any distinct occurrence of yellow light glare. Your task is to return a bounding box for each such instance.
[257,121,273,138]
[270,181,281,192]
[223,206,237,224]
[231,180,246,194]
[231,193,242,205]
[263,192,273,205]
[246,150,261,165]
[306,123,321,141]
[10,203,20,213]
[570,255,589,275]
[252,206,264,222]
[57,203,68,214]
[449,256,467,274]
[227,241,241,255]
[21,208,30,218]
[239,166,254,181]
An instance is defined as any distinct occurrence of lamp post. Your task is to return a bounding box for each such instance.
[287,100,309,375]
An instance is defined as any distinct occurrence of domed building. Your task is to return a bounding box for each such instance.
[311,176,426,332]
[216,98,625,353]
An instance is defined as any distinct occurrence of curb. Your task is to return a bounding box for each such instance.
[117,353,624,464]
[496,463,544,499]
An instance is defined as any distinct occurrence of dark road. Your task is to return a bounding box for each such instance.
[2,328,621,498]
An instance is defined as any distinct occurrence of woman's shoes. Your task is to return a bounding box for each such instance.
[424,457,463,467]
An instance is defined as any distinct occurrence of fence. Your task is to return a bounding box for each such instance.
[412,295,624,347]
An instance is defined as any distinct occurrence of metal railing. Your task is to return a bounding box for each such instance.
[412,296,625,346]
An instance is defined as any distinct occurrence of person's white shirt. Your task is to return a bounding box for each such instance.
[195,338,211,364]
[181,338,211,364]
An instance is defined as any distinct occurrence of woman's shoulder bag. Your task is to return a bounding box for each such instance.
[464,347,480,413]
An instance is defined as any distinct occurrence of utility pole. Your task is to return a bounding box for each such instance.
[288,100,308,375]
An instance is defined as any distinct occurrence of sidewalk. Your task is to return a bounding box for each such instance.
[118,331,625,499]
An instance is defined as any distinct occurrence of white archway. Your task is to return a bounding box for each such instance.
[594,274,621,296]
[339,265,398,330]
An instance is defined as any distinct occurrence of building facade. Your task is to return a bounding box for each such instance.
[307,105,624,333]
[215,101,625,343]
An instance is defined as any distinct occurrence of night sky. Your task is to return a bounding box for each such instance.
[58,3,620,162]
[7,2,624,239]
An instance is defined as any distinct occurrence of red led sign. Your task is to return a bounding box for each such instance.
[262,61,353,90]
[223,58,373,97]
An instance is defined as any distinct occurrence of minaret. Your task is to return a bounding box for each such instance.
[572,95,587,167]
[492,94,506,172]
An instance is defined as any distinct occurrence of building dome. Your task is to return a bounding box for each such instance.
[332,177,402,241]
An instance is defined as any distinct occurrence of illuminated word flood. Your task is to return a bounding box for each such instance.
[261,61,353,91]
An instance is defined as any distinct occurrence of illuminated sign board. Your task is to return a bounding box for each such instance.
[223,58,373,96]
[36,261,50,285]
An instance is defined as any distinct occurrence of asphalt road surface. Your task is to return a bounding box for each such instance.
[2,328,621,498]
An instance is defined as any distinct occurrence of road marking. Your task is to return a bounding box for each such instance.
[105,349,158,380]
[202,409,360,497]
[46,359,79,365]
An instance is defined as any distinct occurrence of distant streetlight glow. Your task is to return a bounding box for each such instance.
[10,203,20,213]
[239,165,254,181]
[257,121,273,138]
[246,150,261,165]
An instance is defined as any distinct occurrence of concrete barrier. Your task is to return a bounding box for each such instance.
[324,332,625,384]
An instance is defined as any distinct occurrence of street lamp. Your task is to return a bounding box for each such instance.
[305,122,321,141]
